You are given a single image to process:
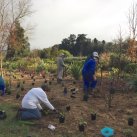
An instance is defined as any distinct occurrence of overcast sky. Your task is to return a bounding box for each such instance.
[29,0,134,49]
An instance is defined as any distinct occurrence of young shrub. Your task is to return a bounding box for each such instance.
[70,62,82,80]
[123,128,133,137]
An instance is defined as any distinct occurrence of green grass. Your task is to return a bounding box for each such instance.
[0,103,39,137]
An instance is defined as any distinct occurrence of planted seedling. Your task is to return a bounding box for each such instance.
[0,110,7,119]
[21,86,24,91]
[128,116,134,126]
[32,82,35,86]
[59,112,65,123]
[73,81,76,84]
[123,128,133,137]
[49,81,52,85]
[44,79,47,83]
[66,105,70,111]
[63,87,67,96]
[78,119,87,132]
[83,95,88,101]
[16,93,20,99]
[90,109,96,121]
[70,95,76,98]
[16,82,20,88]
[109,87,115,94]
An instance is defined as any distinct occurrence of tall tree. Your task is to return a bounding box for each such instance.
[127,2,137,61]
[6,21,30,59]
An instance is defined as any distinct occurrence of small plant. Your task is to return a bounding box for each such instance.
[16,93,20,99]
[78,119,87,132]
[63,87,67,95]
[16,82,20,88]
[123,128,133,137]
[128,116,134,126]
[83,94,88,101]
[66,105,70,111]
[90,109,96,120]
[59,112,65,123]
[70,62,82,80]
[49,81,52,85]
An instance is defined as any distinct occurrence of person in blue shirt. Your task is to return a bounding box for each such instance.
[82,52,99,100]
[0,76,6,96]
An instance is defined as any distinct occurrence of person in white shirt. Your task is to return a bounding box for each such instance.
[19,84,56,120]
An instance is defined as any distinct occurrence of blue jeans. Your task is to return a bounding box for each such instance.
[20,108,42,120]
[0,85,5,96]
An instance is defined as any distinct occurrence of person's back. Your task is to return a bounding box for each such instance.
[22,88,44,109]
[82,58,96,78]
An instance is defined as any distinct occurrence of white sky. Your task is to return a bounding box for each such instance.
[28,0,134,49]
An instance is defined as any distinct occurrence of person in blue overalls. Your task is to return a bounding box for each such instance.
[82,52,99,100]
[0,75,6,96]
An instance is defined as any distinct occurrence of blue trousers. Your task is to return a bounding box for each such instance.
[20,108,42,120]
[83,75,97,96]
[0,85,5,96]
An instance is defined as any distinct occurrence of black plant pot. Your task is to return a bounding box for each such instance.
[44,80,47,83]
[128,118,134,126]
[91,113,96,120]
[66,106,70,111]
[83,95,88,101]
[21,87,24,91]
[59,116,65,123]
[109,87,115,94]
[16,94,20,99]
[63,87,67,95]
[0,110,7,120]
[6,90,11,95]
[79,124,84,132]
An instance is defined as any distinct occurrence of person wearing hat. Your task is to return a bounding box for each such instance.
[82,52,99,100]
[57,53,65,83]
[18,84,57,120]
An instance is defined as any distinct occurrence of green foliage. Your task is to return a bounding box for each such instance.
[130,74,137,92]
[64,57,86,65]
[36,60,46,73]
[57,50,73,57]
[109,53,130,71]
[79,118,87,126]
[124,63,137,74]
[123,128,133,137]
[70,62,82,80]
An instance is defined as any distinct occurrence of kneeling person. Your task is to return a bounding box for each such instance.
[20,84,56,120]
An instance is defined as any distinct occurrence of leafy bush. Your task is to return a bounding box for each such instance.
[130,74,137,92]
[109,53,130,71]
[57,50,73,57]
[70,62,82,80]
[124,63,137,74]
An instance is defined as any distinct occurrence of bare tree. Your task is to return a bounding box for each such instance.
[127,2,137,61]
[0,0,33,74]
